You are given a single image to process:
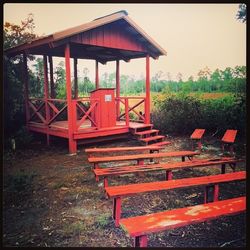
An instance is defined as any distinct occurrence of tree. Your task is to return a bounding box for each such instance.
[236,4,246,23]
[4,14,38,142]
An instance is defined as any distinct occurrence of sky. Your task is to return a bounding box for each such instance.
[3,3,246,81]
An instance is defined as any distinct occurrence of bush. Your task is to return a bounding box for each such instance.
[152,93,246,138]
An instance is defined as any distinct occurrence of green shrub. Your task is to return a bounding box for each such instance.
[152,93,246,137]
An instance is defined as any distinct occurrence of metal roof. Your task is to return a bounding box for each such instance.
[5,10,167,62]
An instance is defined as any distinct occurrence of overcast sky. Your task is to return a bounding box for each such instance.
[4,3,246,81]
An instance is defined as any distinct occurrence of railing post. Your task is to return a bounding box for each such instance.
[145,55,150,124]
[125,98,129,126]
[72,100,77,133]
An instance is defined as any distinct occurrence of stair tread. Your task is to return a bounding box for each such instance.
[149,141,171,146]
[140,135,165,142]
[135,129,159,136]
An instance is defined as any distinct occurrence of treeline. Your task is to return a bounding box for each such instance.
[28,62,246,97]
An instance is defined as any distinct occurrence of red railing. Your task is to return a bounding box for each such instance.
[116,96,146,125]
[73,97,99,131]
[28,98,67,124]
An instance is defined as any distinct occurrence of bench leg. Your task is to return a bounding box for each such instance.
[166,170,173,180]
[104,177,108,188]
[213,184,219,202]
[138,160,145,177]
[94,163,99,169]
[198,140,202,152]
[204,185,210,203]
[221,164,226,174]
[229,163,236,172]
[134,235,148,247]
[95,174,99,182]
[113,197,122,227]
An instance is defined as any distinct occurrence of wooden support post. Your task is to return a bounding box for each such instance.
[22,53,30,124]
[113,197,121,227]
[125,98,129,126]
[221,164,226,174]
[65,44,77,154]
[145,55,150,124]
[74,58,78,99]
[116,60,120,119]
[166,170,173,180]
[48,56,55,98]
[95,60,99,89]
[134,235,148,247]
[213,184,219,202]
[104,177,108,188]
[43,55,50,145]
[182,156,185,162]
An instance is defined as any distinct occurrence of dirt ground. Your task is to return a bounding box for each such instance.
[3,135,246,247]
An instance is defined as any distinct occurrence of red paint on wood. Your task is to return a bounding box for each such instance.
[93,158,243,182]
[116,60,120,117]
[65,44,77,154]
[90,88,116,128]
[95,61,99,89]
[145,55,150,124]
[190,129,206,139]
[74,58,78,99]
[222,130,237,143]
[120,196,246,237]
[105,171,246,198]
[88,151,199,164]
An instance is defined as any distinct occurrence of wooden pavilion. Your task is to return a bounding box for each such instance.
[5,10,167,154]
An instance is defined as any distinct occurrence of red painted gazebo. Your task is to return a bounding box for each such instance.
[5,10,167,154]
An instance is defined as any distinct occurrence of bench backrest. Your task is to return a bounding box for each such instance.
[105,171,246,198]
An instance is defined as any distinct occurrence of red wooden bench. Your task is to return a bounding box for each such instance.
[105,171,246,226]
[190,129,206,151]
[88,151,200,169]
[85,145,164,157]
[120,196,246,247]
[93,157,244,187]
[221,129,238,156]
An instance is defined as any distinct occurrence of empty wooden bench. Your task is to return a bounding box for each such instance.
[105,171,246,226]
[85,145,165,157]
[88,151,200,169]
[120,196,246,247]
[93,157,244,187]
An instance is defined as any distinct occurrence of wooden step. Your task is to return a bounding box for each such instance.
[135,129,159,136]
[149,141,171,147]
[140,135,165,143]
[131,124,153,133]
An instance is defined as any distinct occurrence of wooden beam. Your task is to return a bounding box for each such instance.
[145,55,150,124]
[48,56,55,98]
[74,58,78,99]
[65,44,77,154]
[116,60,120,118]
[95,60,99,89]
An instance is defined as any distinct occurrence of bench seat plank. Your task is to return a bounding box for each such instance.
[120,196,246,237]
[88,151,199,163]
[94,158,243,177]
[85,145,163,154]
[105,171,246,198]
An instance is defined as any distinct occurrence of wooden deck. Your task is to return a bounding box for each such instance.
[27,120,151,140]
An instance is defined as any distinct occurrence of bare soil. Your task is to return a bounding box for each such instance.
[2,136,246,247]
